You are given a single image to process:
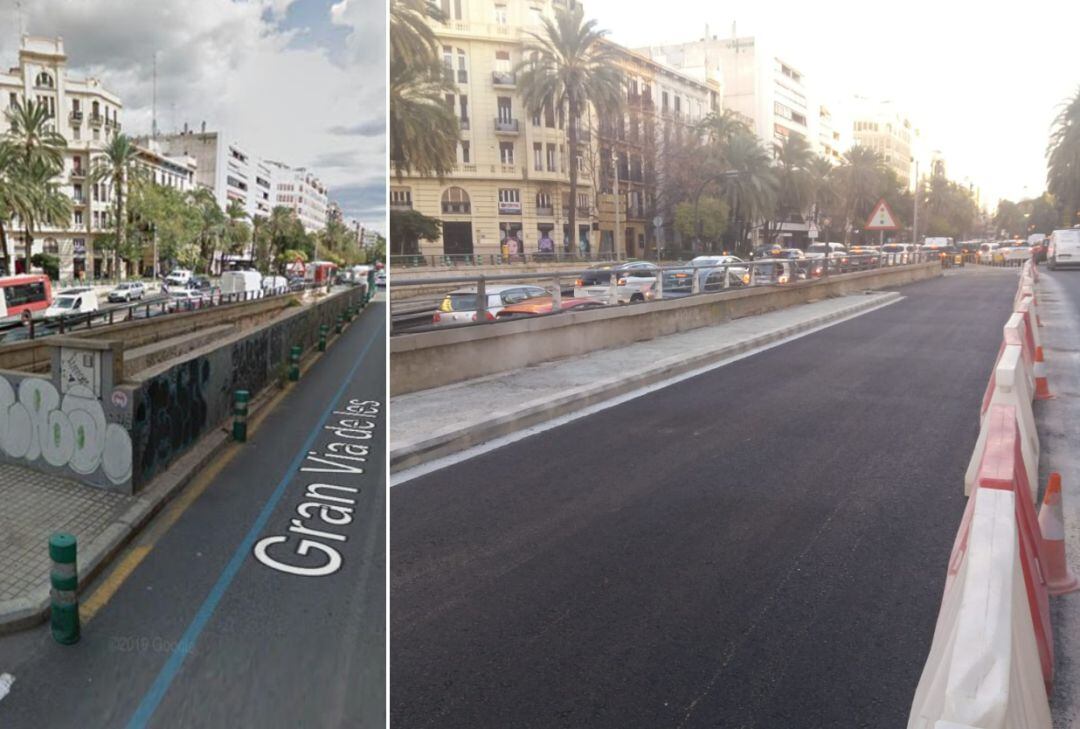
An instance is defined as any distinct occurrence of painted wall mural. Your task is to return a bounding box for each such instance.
[0,375,132,486]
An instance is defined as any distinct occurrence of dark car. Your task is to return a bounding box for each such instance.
[186,276,213,290]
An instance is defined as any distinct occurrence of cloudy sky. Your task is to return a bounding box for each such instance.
[587,0,1080,211]
[0,0,385,233]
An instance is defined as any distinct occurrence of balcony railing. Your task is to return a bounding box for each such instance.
[536,206,554,216]
[457,69,468,83]
[442,202,471,214]
[494,118,519,134]
[69,169,86,180]
[89,114,103,126]
[390,201,412,211]
[459,117,470,130]
[492,70,516,87]
[69,110,83,122]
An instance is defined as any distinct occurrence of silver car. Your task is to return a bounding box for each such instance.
[432,284,548,325]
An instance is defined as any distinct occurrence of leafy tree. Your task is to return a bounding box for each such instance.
[675,196,728,242]
[127,181,201,270]
[88,133,142,276]
[225,199,251,255]
[390,208,441,255]
[717,131,777,253]
[390,0,443,69]
[30,252,58,279]
[994,199,1026,237]
[1047,86,1080,227]
[517,5,624,257]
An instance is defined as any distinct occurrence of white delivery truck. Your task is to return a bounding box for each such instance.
[219,270,263,298]
[1048,229,1080,270]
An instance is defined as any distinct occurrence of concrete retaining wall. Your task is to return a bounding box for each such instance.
[123,286,366,492]
[391,262,940,395]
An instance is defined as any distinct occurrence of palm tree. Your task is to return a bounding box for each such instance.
[717,131,777,253]
[1047,86,1080,227]
[390,0,443,69]
[390,58,459,179]
[517,5,624,255]
[699,109,752,148]
[773,134,814,238]
[835,145,884,245]
[189,187,227,274]
[805,156,837,235]
[88,133,140,277]
[3,99,68,272]
[0,141,29,274]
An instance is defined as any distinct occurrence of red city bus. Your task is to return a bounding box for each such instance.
[306,261,338,284]
[0,274,53,325]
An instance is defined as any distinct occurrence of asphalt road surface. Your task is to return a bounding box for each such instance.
[391,270,1018,729]
[0,302,386,728]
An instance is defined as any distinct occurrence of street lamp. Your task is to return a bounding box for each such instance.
[612,150,620,260]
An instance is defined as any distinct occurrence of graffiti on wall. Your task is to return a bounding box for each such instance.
[133,358,210,482]
[0,376,132,485]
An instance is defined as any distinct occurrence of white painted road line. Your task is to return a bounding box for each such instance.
[392,294,904,486]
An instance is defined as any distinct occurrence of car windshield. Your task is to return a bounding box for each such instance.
[807,244,829,254]
[54,297,76,309]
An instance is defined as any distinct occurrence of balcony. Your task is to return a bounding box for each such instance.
[492,70,516,87]
[457,69,468,83]
[442,202,471,214]
[69,110,83,123]
[459,117,470,131]
[494,117,519,134]
[536,206,554,217]
[390,201,412,211]
[69,168,86,180]
[89,114,103,127]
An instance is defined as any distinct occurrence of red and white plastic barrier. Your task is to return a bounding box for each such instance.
[910,259,1071,728]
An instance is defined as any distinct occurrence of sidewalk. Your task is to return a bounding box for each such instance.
[1032,272,1080,728]
[391,289,901,472]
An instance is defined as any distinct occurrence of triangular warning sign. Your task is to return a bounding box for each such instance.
[865,198,899,230]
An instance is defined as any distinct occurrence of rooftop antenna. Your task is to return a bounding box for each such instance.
[152,51,158,138]
[15,1,24,42]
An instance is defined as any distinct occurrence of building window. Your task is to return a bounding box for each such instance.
[457,49,468,83]
[499,141,514,165]
[533,142,543,171]
[536,192,552,211]
[442,186,471,214]
[546,143,556,171]
[459,95,469,124]
[494,2,508,25]
[498,188,521,214]
[662,91,669,112]
[461,141,470,164]
[497,96,513,123]
[35,72,54,88]
[390,187,412,209]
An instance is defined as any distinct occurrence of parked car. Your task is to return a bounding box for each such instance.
[690,254,749,275]
[881,243,917,264]
[433,284,549,325]
[186,275,213,291]
[1048,228,1080,270]
[1000,240,1032,265]
[45,288,99,318]
[495,295,605,319]
[573,261,658,303]
[805,242,846,260]
[107,281,146,303]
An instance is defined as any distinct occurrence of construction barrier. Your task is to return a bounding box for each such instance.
[965,346,1038,499]
[909,257,1069,727]
[908,488,1051,728]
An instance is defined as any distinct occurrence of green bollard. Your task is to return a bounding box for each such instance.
[318,325,328,352]
[289,345,301,381]
[233,389,249,442]
[49,533,80,645]
[335,315,344,334]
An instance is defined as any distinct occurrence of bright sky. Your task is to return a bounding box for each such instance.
[585,0,1080,211]
[0,0,385,233]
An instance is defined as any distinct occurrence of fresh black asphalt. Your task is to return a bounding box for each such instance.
[0,301,385,729]
[390,271,1019,729]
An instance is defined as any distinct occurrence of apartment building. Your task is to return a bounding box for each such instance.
[640,36,818,153]
[133,138,197,192]
[391,0,717,259]
[0,35,123,278]
[268,161,329,233]
[851,97,916,188]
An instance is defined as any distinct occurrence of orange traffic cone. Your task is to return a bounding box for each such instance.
[1034,346,1053,400]
[1039,473,1079,595]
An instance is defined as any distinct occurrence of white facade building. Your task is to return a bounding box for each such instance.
[851,97,917,188]
[640,36,823,153]
[268,161,329,233]
[133,138,197,193]
[0,35,124,278]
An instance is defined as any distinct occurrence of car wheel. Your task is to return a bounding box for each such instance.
[630,293,644,303]
[1050,257,1057,271]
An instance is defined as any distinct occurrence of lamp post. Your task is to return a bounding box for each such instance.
[612,150,620,260]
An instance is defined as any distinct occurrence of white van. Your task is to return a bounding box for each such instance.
[165,269,192,286]
[45,288,99,318]
[1048,229,1080,270]
[261,275,289,293]
[219,270,263,297]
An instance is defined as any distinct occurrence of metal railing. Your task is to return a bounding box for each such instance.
[0,280,341,343]
[390,251,630,268]
[390,251,932,335]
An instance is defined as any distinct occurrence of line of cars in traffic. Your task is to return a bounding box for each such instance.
[427,242,930,326]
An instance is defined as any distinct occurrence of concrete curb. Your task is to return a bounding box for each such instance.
[0,299,377,635]
[391,291,900,473]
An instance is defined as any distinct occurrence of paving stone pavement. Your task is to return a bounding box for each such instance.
[0,464,130,602]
